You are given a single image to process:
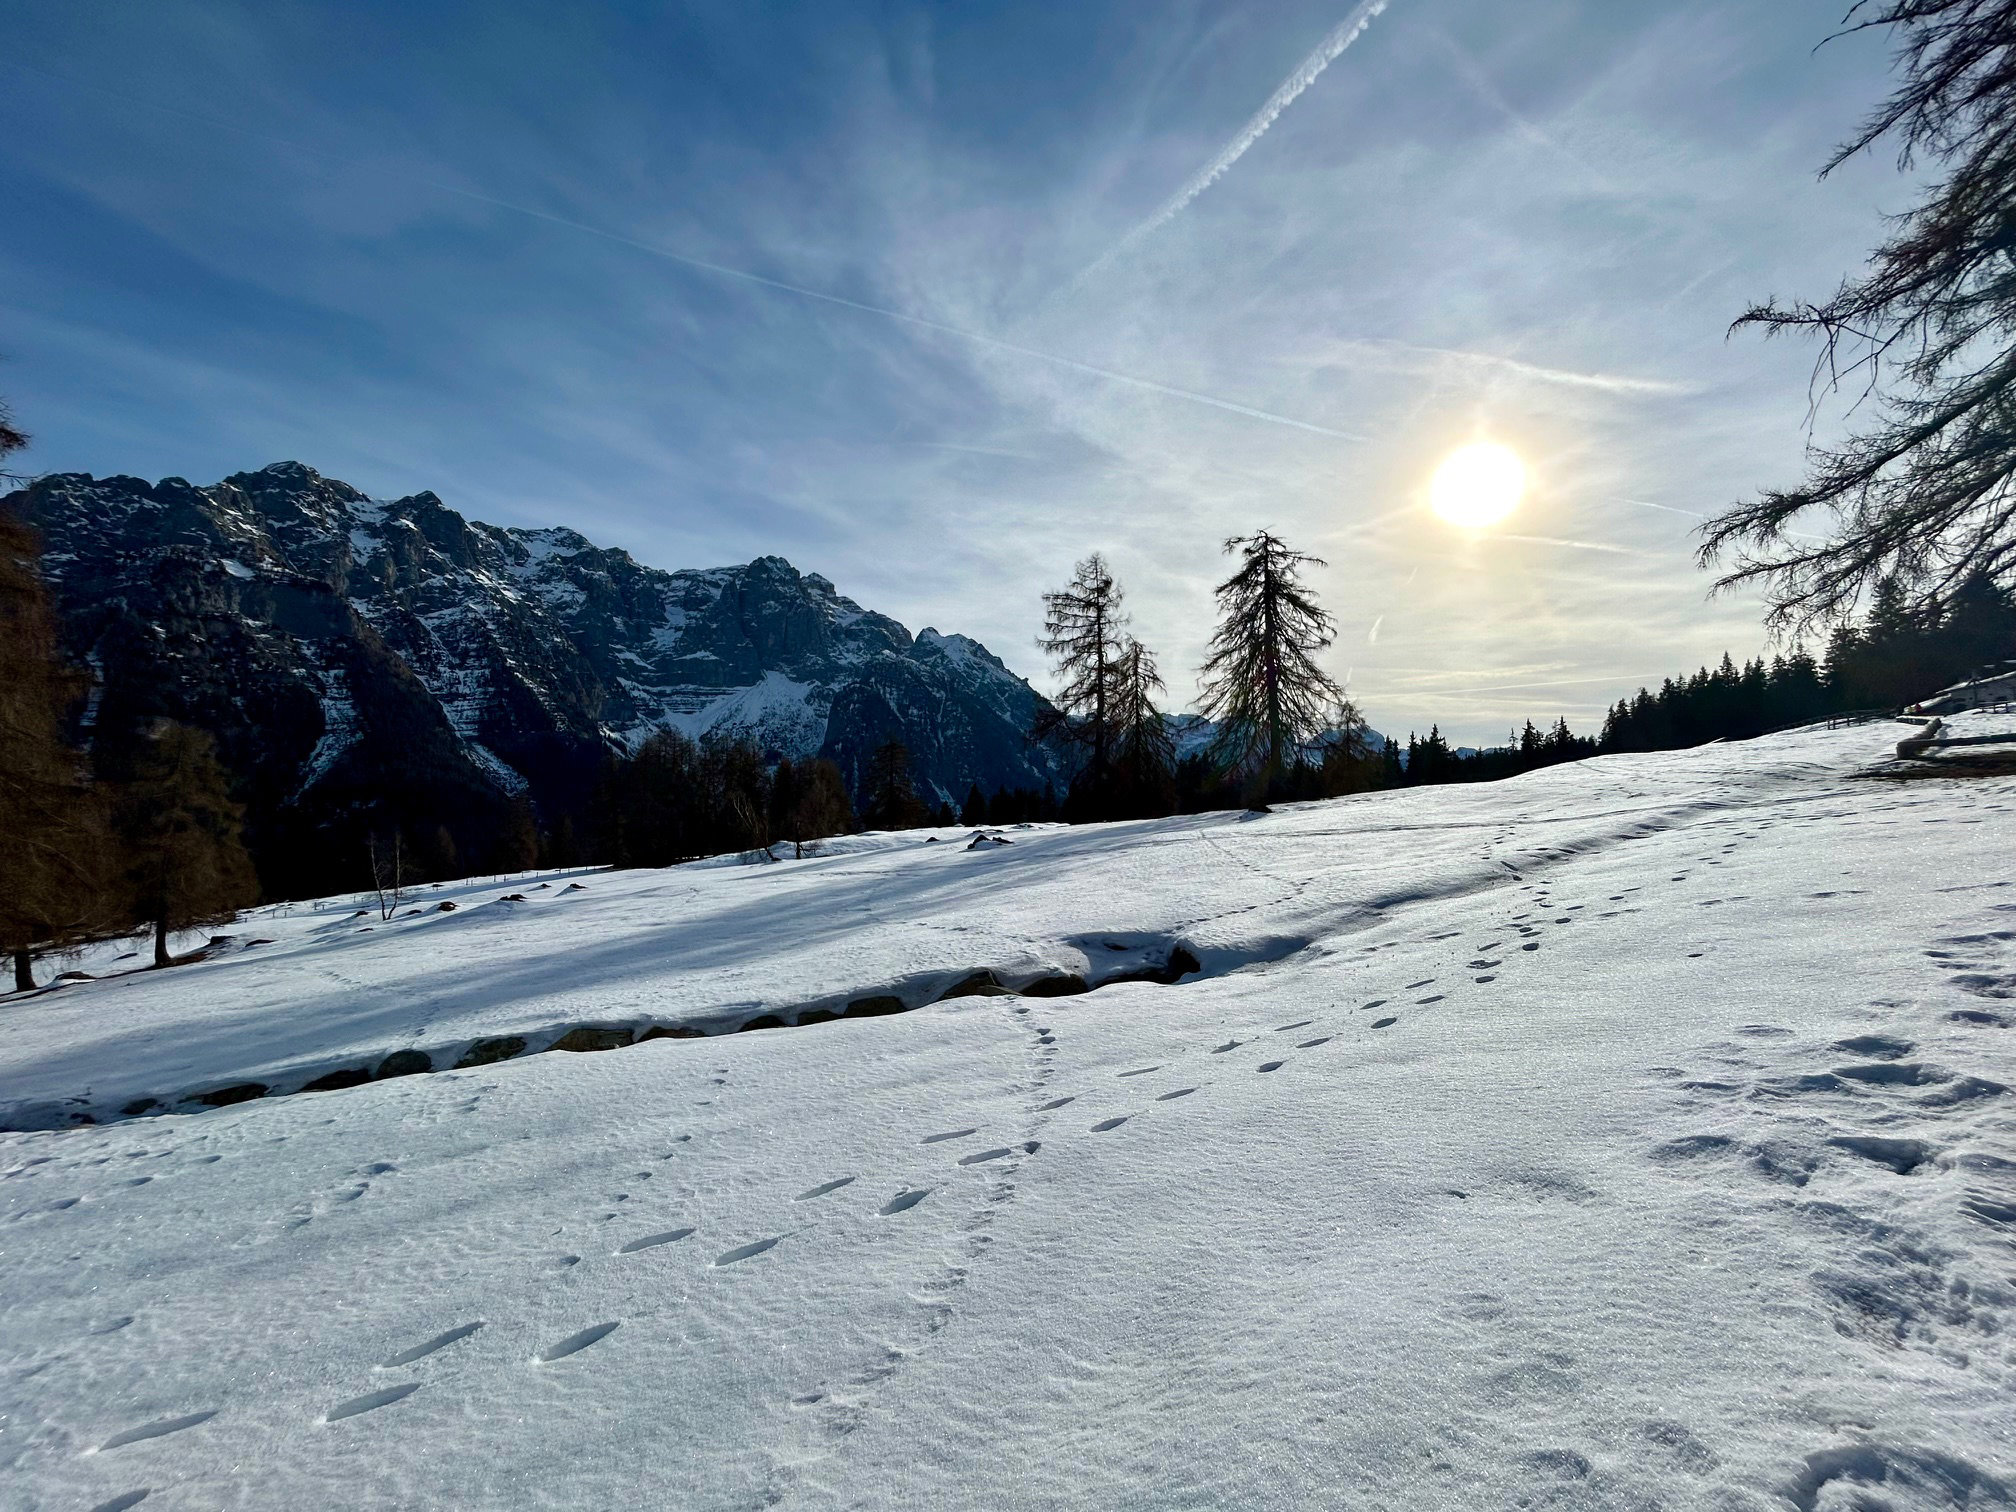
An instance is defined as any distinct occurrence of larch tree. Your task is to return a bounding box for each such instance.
[1701,0,2016,629]
[1032,554,1126,803]
[115,721,260,967]
[0,401,117,991]
[772,756,855,857]
[1110,636,1175,816]
[1197,532,1354,796]
[862,739,925,831]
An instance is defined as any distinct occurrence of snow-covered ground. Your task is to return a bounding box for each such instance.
[3,721,2014,1511]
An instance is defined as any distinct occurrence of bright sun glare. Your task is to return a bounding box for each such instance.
[1429,441,1526,529]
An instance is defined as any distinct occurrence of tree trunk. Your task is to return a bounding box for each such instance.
[154,916,171,968]
[12,948,34,993]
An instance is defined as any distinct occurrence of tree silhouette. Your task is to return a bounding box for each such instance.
[1,404,116,990]
[116,722,259,967]
[1032,554,1125,801]
[1110,637,1175,817]
[862,739,926,831]
[1703,0,2016,627]
[1197,532,1352,795]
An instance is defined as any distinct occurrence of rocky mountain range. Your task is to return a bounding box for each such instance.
[10,462,1071,894]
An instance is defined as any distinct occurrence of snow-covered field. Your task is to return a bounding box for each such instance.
[3,722,2014,1511]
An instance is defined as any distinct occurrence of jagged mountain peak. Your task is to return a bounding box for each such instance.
[9,463,1070,895]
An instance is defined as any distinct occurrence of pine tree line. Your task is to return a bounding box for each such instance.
[1394,571,2015,787]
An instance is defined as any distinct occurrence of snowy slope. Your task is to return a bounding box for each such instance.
[3,722,2014,1511]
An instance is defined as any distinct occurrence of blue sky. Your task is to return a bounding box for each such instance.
[0,0,1910,743]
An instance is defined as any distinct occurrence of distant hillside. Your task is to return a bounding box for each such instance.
[10,462,1072,895]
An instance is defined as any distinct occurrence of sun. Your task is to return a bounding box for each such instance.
[1429,441,1526,529]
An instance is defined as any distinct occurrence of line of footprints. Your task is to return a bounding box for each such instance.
[83,888,1619,1491]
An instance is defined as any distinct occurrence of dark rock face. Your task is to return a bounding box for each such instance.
[8,462,1070,894]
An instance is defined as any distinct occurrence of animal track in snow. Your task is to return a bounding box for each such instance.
[1038,1096,1076,1111]
[381,1322,483,1367]
[1297,1037,1331,1049]
[713,1236,783,1267]
[1211,1040,1242,1053]
[879,1189,929,1215]
[619,1228,695,1254]
[1157,1088,1196,1101]
[1091,1116,1129,1132]
[1257,1060,1285,1073]
[921,1129,976,1145]
[957,1147,1019,1166]
[1371,1017,1398,1029]
[1829,1136,1938,1175]
[538,1322,619,1361]
[1361,1000,1386,1010]
[797,1177,856,1200]
[1117,1066,1160,1078]
[1416,995,1445,1005]
[98,1411,217,1451]
[89,1494,150,1512]
[1405,980,1435,990]
[1274,1021,1312,1032]
[325,1384,420,1422]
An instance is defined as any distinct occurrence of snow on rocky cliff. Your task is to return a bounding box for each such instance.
[8,462,1072,827]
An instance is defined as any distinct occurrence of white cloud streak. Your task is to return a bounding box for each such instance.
[1500,533,1651,556]
[1082,1,1394,278]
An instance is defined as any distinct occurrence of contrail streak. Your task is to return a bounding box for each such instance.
[5,58,1361,443]
[1083,1,1393,278]
[1619,496,1707,519]
[1501,533,1648,556]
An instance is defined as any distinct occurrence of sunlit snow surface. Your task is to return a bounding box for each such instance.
[4,722,2015,1511]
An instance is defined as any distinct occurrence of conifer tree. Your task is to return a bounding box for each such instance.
[1197,532,1352,795]
[862,739,925,831]
[1110,637,1175,817]
[1032,554,1126,803]
[0,404,117,991]
[611,729,699,866]
[960,783,988,826]
[1702,0,2016,626]
[776,758,854,857]
[115,722,259,967]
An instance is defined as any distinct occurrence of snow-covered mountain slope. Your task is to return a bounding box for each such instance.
[8,463,1070,880]
[4,722,2014,1511]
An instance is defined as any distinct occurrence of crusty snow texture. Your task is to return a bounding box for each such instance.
[3,722,2014,1511]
